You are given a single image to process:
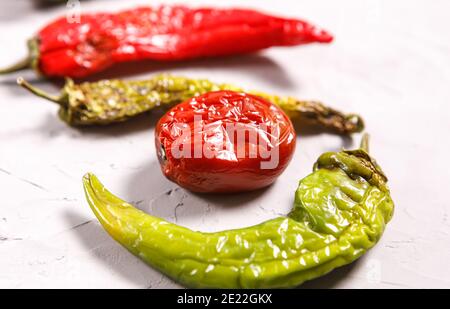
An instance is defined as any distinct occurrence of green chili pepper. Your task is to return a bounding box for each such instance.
[17,75,363,134]
[82,134,393,288]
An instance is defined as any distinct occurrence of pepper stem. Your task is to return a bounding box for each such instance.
[0,57,31,74]
[17,77,65,105]
[360,133,370,152]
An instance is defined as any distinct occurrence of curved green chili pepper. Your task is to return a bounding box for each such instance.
[17,75,363,134]
[82,134,393,288]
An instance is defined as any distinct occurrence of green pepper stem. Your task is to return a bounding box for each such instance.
[0,57,31,74]
[17,77,65,105]
[360,133,370,152]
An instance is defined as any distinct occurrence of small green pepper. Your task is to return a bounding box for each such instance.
[17,75,363,134]
[83,134,393,288]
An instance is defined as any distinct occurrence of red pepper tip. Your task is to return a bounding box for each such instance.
[283,20,334,45]
[316,29,334,43]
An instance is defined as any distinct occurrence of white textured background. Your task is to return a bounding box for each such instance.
[0,0,449,288]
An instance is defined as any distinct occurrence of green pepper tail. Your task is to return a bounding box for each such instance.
[17,77,68,104]
[16,77,76,124]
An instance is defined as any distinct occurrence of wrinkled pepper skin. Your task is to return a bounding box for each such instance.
[17,75,363,134]
[83,135,394,288]
[155,91,296,193]
[2,5,332,78]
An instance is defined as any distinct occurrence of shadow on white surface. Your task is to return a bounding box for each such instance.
[122,160,276,222]
[77,53,296,91]
[0,53,298,92]
[299,262,360,289]
[64,210,179,288]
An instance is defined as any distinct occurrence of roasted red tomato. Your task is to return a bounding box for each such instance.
[155,91,296,193]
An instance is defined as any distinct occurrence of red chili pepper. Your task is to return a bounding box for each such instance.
[155,90,296,193]
[1,5,332,78]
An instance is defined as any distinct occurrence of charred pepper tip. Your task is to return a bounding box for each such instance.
[346,114,365,133]
[17,77,66,106]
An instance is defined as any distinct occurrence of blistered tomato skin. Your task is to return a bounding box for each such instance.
[155,91,296,193]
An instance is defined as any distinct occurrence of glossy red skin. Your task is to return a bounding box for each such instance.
[37,5,333,77]
[155,91,296,193]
